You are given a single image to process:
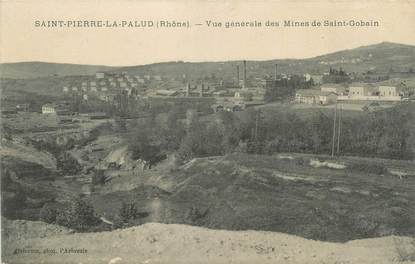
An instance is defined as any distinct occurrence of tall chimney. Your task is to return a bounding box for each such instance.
[236,65,240,87]
[200,84,204,97]
[186,83,190,97]
[243,60,247,89]
[275,64,278,81]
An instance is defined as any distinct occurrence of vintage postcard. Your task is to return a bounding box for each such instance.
[1,0,414,263]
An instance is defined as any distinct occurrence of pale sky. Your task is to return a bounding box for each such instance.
[1,0,415,66]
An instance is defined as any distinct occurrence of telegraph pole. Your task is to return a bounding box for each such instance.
[336,103,342,155]
[331,102,338,157]
[255,111,259,141]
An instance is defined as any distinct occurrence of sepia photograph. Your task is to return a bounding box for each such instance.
[1,0,415,263]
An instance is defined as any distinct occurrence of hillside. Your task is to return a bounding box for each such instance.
[2,221,414,264]
[0,62,115,79]
[314,42,415,61]
[309,42,415,72]
[105,42,415,78]
[1,42,414,79]
[88,153,415,242]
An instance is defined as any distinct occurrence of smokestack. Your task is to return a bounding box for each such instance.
[236,65,240,87]
[275,64,278,81]
[243,60,247,89]
[200,84,204,97]
[186,83,190,97]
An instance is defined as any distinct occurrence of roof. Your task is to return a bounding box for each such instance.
[348,83,376,88]
[156,90,178,96]
[378,85,399,90]
[42,103,55,108]
[85,112,108,117]
[296,89,337,97]
[320,83,346,89]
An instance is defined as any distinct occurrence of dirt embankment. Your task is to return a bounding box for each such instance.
[2,218,73,241]
[90,153,415,242]
[2,221,415,264]
[0,139,56,170]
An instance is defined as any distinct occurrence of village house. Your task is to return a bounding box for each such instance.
[155,89,178,97]
[42,103,71,115]
[320,84,347,95]
[379,85,400,97]
[295,89,337,105]
[318,92,338,105]
[96,72,105,79]
[295,90,317,104]
[349,85,372,97]
[41,103,56,114]
[338,83,401,102]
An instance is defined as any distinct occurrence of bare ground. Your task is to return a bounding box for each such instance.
[2,221,415,264]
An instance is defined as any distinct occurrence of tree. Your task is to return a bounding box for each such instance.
[178,118,225,161]
[57,152,81,175]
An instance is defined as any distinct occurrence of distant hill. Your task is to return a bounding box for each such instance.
[307,42,415,73]
[99,41,415,78]
[0,61,115,79]
[1,42,414,79]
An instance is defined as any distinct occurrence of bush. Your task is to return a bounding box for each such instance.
[348,162,388,175]
[119,202,139,223]
[353,214,379,237]
[91,170,106,186]
[39,203,58,224]
[185,206,209,223]
[57,152,81,175]
[2,187,27,219]
[55,197,99,231]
